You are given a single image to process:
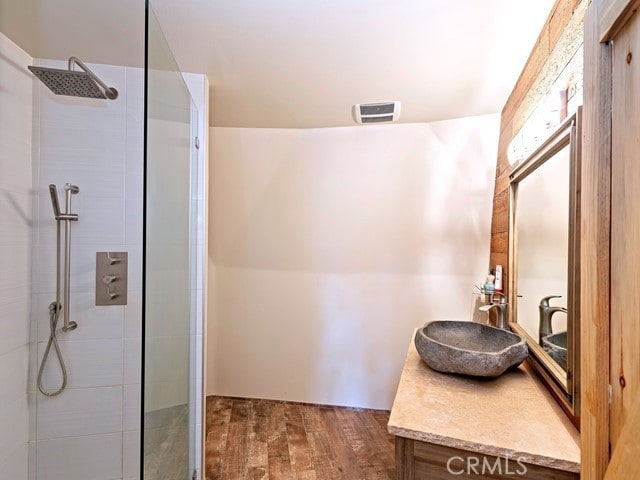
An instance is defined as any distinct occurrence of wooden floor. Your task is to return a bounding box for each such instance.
[205,396,395,480]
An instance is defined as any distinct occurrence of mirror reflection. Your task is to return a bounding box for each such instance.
[516,144,570,372]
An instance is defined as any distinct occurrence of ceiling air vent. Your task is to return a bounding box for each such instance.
[352,101,401,124]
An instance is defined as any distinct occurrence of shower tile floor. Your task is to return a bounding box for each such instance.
[205,396,395,480]
[144,404,189,480]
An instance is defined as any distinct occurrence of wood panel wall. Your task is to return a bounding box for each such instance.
[488,0,585,287]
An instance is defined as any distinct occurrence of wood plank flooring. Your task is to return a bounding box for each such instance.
[205,396,395,480]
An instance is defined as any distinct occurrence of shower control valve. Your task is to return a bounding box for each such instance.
[96,252,127,306]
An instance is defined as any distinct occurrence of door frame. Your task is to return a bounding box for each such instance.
[581,0,640,478]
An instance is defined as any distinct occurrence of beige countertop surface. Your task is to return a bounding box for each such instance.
[388,331,580,473]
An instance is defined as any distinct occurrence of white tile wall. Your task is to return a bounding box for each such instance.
[0,243,32,290]
[0,31,34,480]
[123,293,142,339]
[0,295,31,353]
[0,443,30,480]
[36,386,123,439]
[143,336,190,411]
[0,349,30,451]
[34,293,125,342]
[28,441,37,479]
[122,430,140,479]
[0,347,30,408]
[123,338,141,386]
[36,433,123,480]
[123,384,141,431]
[37,339,124,390]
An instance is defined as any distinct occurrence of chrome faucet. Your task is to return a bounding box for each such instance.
[538,295,567,343]
[479,292,509,329]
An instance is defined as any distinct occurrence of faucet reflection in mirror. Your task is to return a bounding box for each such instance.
[538,295,568,343]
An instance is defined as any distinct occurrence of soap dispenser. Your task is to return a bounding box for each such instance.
[495,265,503,294]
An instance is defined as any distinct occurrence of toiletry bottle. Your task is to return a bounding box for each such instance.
[484,274,495,294]
[495,265,503,294]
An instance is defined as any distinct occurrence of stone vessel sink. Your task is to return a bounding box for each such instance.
[542,331,567,370]
[414,321,528,377]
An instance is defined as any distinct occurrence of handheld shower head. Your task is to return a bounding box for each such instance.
[28,57,119,100]
[49,184,61,219]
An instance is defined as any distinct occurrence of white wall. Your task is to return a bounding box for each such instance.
[0,31,34,480]
[31,60,144,480]
[208,115,499,409]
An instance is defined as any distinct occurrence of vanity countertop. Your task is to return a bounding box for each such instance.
[388,330,580,473]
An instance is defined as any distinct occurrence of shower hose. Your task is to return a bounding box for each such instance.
[37,211,69,397]
[37,301,68,396]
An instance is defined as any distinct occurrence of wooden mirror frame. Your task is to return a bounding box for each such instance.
[508,108,582,427]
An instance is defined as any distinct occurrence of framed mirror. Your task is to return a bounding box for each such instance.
[508,108,581,425]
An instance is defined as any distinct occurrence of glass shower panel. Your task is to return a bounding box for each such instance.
[144,5,193,480]
[188,99,201,479]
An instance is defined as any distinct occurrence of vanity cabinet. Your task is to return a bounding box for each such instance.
[389,332,580,480]
[395,438,577,480]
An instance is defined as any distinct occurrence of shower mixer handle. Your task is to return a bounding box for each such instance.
[102,274,118,284]
[107,252,120,265]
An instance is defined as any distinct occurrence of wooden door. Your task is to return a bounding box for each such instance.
[583,1,640,477]
[610,7,640,451]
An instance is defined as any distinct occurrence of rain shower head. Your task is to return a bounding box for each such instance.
[28,57,118,100]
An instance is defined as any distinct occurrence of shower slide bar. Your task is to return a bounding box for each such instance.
[38,183,79,396]
[49,183,79,332]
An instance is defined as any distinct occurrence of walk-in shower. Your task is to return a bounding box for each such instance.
[1,3,204,479]
[37,183,79,396]
[28,57,119,99]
